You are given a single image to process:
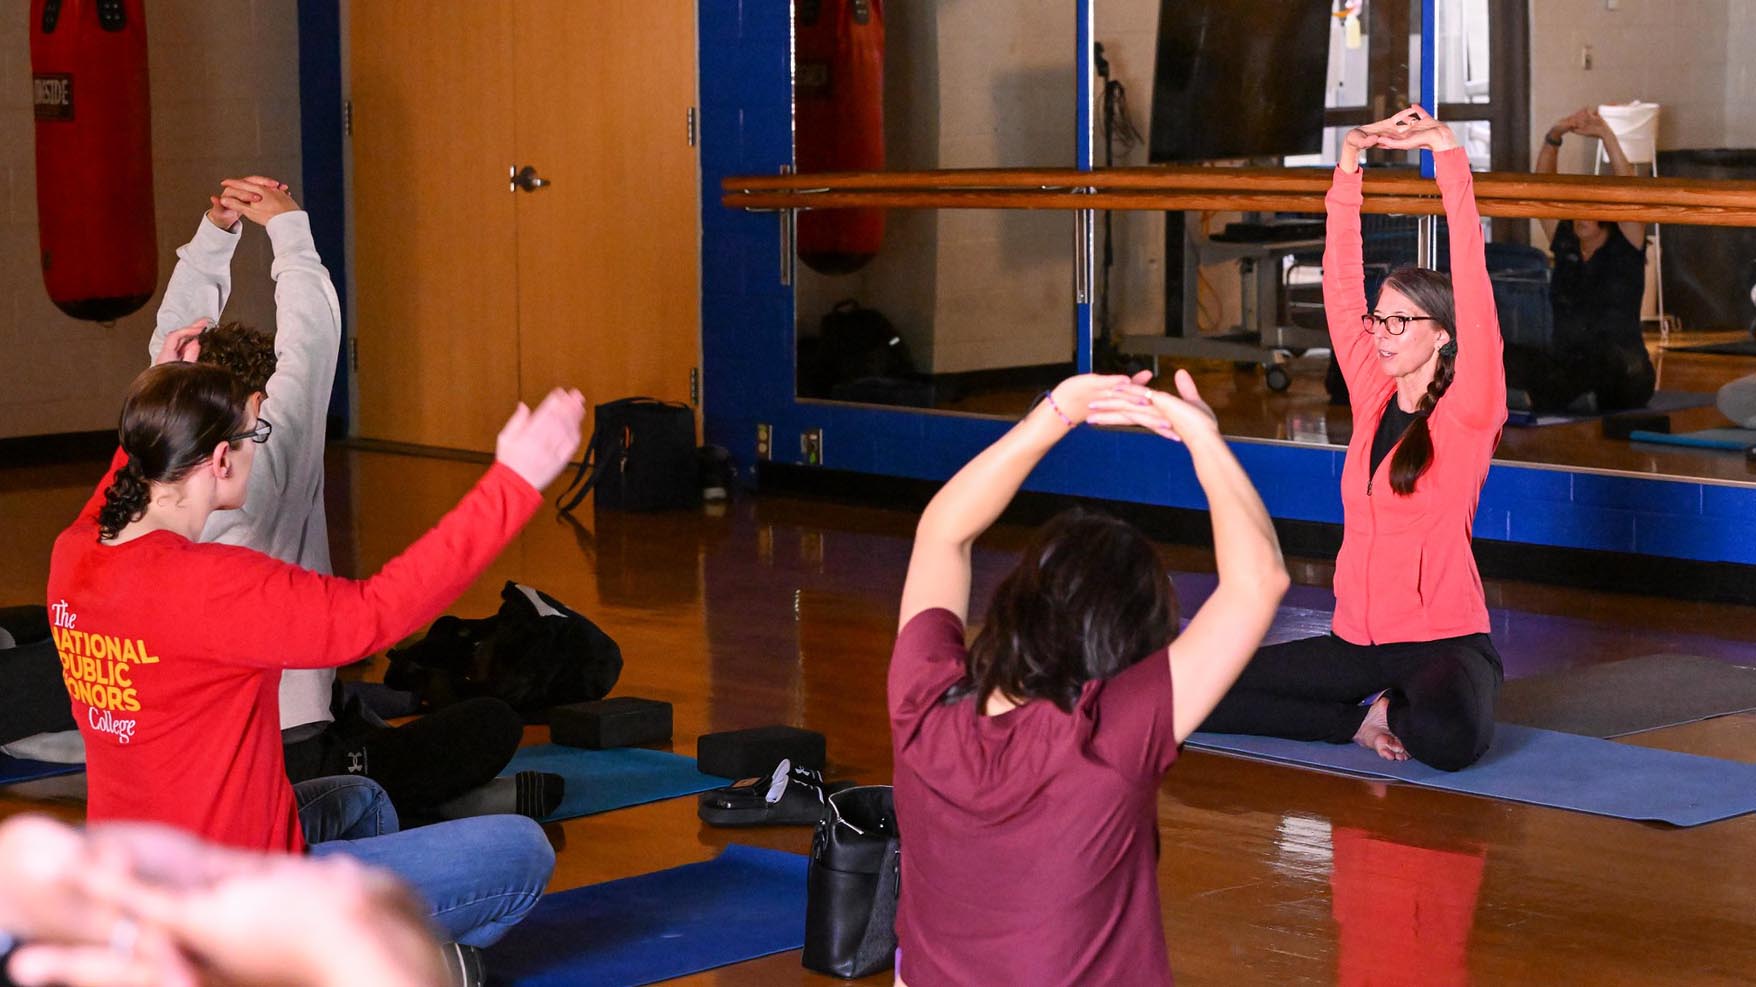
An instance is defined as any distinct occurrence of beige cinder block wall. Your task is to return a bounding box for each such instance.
[0,0,304,439]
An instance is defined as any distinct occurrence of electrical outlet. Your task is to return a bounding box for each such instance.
[801,428,823,466]
[1580,44,1594,70]
[756,423,772,461]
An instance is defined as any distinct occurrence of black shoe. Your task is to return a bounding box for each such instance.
[697,759,852,827]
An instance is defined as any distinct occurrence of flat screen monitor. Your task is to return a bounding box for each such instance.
[1148,2,1333,163]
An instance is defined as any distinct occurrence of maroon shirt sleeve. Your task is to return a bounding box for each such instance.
[888,608,970,750]
[166,462,541,669]
[1086,650,1180,779]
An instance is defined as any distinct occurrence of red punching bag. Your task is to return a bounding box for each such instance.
[794,0,884,276]
[30,0,157,322]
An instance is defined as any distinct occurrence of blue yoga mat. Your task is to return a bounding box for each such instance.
[1628,427,1756,450]
[1185,724,1756,827]
[501,745,730,822]
[0,753,83,786]
[486,844,809,987]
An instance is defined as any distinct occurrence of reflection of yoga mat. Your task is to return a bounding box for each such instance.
[486,844,808,987]
[1507,390,1715,427]
[501,745,730,823]
[0,753,83,786]
[1628,427,1756,450]
[1498,654,1756,738]
[1185,724,1756,826]
[1664,339,1756,357]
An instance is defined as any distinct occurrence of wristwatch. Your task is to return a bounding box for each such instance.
[1545,131,1566,148]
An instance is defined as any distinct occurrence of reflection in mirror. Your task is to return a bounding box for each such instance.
[1093,0,1756,485]
[792,1,1077,415]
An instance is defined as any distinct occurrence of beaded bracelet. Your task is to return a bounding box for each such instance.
[1038,390,1074,427]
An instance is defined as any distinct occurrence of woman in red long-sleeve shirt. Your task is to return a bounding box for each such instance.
[1202,107,1508,771]
[48,336,584,951]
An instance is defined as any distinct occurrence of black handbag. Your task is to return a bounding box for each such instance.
[557,398,699,513]
[802,785,900,979]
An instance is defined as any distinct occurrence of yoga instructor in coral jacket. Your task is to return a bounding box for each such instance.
[1201,106,1507,771]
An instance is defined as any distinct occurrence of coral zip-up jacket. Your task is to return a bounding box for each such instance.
[1326,147,1506,645]
[47,451,540,852]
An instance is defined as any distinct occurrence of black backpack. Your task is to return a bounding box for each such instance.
[799,300,916,397]
[557,398,700,513]
[384,582,623,721]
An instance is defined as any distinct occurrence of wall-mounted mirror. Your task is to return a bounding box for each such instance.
[1095,0,1756,485]
[791,0,1079,416]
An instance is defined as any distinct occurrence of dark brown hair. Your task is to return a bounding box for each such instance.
[1380,267,1457,496]
[952,507,1179,713]
[196,321,277,394]
[97,364,254,540]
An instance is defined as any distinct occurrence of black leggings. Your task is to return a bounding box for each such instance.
[282,696,523,816]
[1200,632,1503,771]
[0,607,76,746]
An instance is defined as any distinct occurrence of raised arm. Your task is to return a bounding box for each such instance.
[1576,112,1650,247]
[201,180,342,538]
[1377,108,1506,430]
[1089,371,1288,742]
[897,373,1142,631]
[1323,134,1374,399]
[1431,146,1507,430]
[149,200,243,360]
[1534,110,1585,241]
[176,389,584,670]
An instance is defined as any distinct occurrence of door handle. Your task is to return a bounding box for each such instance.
[509,165,550,192]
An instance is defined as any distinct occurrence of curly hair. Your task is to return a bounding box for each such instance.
[948,507,1180,713]
[97,364,253,540]
[196,321,277,394]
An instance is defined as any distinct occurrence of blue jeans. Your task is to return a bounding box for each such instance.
[295,776,554,947]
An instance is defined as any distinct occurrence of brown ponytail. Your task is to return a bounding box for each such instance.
[96,458,152,541]
[1380,267,1458,496]
[96,363,253,541]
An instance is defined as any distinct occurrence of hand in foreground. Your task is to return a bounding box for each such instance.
[496,388,587,490]
[1044,371,1152,425]
[1086,368,1220,443]
[153,320,210,366]
[215,177,298,227]
[0,816,443,987]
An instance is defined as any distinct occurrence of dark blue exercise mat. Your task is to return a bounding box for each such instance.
[1507,389,1716,427]
[485,844,809,987]
[0,753,83,786]
[501,744,730,822]
[1184,724,1756,827]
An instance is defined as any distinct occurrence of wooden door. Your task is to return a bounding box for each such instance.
[349,3,521,452]
[510,1,702,414]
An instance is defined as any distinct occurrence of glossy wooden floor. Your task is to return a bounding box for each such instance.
[7,446,1756,984]
[943,330,1756,484]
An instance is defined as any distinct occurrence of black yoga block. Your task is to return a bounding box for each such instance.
[697,725,826,778]
[550,697,673,749]
[1604,413,1670,440]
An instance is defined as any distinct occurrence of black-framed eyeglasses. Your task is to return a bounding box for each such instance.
[1361,312,1438,336]
[225,417,273,445]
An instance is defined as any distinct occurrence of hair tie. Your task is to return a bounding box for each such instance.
[1035,390,1074,428]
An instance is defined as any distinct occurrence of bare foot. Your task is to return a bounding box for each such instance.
[1353,694,1409,762]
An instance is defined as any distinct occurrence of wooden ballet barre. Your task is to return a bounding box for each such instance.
[723,168,1756,226]
[724,185,1756,228]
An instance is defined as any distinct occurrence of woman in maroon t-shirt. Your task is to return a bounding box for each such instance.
[888,370,1288,986]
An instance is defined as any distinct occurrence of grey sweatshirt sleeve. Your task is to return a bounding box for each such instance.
[148,215,241,360]
[201,210,342,558]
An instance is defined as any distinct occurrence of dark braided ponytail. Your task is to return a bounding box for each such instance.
[96,363,254,541]
[1381,267,1458,496]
